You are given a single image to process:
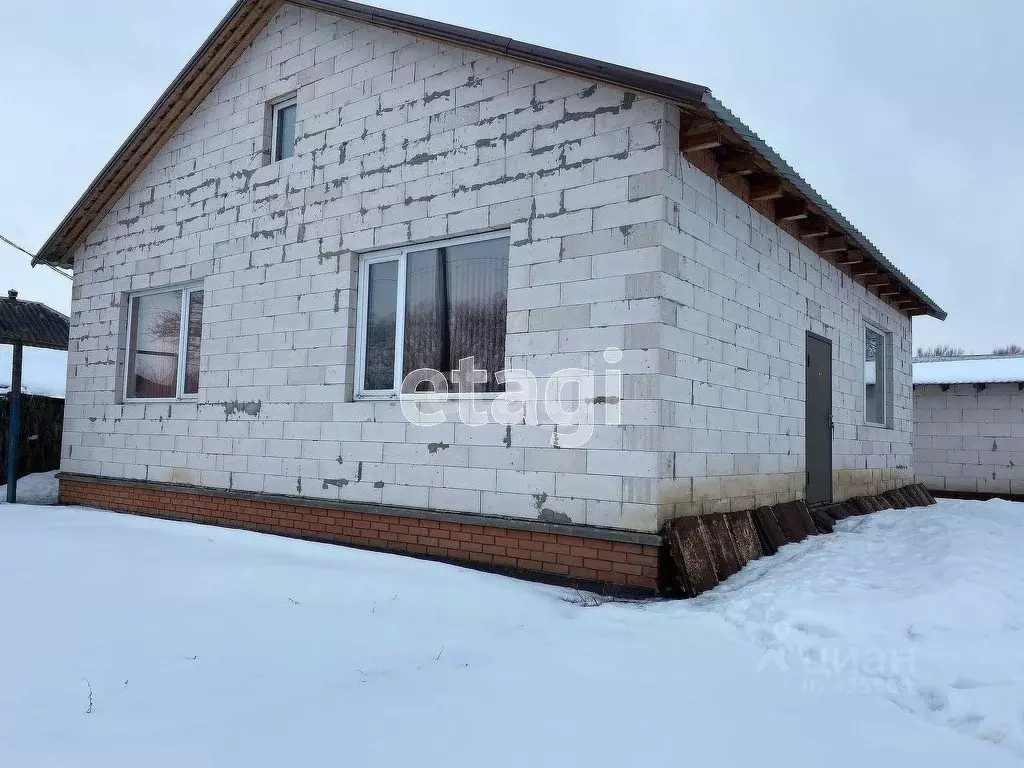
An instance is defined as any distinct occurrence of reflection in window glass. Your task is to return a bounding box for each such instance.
[184,290,204,395]
[274,102,296,161]
[864,326,886,424]
[403,237,509,393]
[127,291,181,399]
[363,260,399,390]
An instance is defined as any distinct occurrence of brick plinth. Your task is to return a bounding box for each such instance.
[58,475,661,594]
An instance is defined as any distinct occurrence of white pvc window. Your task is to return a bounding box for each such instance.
[125,286,204,400]
[864,324,888,426]
[355,233,510,398]
[271,97,297,162]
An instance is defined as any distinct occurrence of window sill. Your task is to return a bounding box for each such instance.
[355,392,503,402]
[123,396,199,404]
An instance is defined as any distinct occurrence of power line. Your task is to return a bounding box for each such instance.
[0,232,72,280]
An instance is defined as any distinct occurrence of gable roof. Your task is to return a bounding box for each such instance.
[914,355,1024,386]
[33,0,945,320]
[0,291,70,351]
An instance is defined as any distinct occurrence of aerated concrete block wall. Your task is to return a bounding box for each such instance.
[914,384,1024,495]
[652,111,914,519]
[62,3,676,533]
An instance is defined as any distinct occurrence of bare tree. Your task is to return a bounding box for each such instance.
[993,344,1024,356]
[916,345,966,358]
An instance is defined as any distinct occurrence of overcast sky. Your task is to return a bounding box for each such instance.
[2,1,1020,353]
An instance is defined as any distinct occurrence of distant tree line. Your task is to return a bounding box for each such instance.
[915,344,1024,357]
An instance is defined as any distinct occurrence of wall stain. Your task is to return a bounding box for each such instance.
[221,400,262,420]
[538,509,572,524]
[427,441,450,453]
[230,168,257,192]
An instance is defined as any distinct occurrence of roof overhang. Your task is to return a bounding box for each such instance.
[33,0,945,320]
[0,293,70,351]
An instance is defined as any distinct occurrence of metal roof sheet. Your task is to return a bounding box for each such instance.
[913,355,1024,385]
[0,291,70,351]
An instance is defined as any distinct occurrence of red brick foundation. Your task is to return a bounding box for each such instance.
[58,475,662,594]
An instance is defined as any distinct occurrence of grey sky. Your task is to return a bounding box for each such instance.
[2,1,1020,353]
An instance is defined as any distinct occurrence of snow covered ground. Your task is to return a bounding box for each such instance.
[1,498,1020,766]
[697,498,1024,756]
[0,469,58,505]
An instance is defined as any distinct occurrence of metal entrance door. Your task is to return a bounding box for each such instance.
[805,332,833,504]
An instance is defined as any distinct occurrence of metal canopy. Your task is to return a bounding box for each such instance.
[0,290,70,351]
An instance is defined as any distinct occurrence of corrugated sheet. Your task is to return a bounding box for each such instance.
[0,294,70,351]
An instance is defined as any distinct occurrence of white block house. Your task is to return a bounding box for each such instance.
[914,355,1024,498]
[34,0,944,590]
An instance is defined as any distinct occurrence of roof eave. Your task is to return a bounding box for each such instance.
[699,94,946,321]
[34,0,270,270]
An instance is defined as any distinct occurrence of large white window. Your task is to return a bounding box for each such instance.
[355,233,510,397]
[125,286,204,400]
[864,324,888,426]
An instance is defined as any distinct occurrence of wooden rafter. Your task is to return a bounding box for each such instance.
[748,178,784,202]
[681,128,722,153]
[836,252,865,266]
[819,236,848,254]
[774,197,807,222]
[798,216,830,239]
[717,150,760,177]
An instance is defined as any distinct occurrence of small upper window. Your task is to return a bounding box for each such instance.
[125,286,204,399]
[864,325,887,426]
[271,98,296,162]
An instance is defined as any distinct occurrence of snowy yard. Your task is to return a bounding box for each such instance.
[1,497,1021,766]
[0,470,59,505]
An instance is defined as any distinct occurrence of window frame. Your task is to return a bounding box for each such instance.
[862,321,890,428]
[270,96,297,162]
[123,283,204,402]
[354,230,511,400]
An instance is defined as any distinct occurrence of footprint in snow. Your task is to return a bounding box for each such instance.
[917,685,949,713]
[951,677,1014,690]
[792,621,840,639]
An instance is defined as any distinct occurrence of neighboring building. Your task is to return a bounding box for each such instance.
[34,0,943,590]
[914,355,1024,498]
[1,292,70,482]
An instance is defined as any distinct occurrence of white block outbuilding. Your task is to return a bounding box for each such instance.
[914,355,1024,497]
